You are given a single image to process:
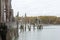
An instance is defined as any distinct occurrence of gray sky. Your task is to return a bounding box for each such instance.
[11,0,60,17]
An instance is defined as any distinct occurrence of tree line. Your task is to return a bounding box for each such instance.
[15,16,60,24]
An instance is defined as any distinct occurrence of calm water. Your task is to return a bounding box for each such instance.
[18,25,60,40]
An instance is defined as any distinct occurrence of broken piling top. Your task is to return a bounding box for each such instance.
[17,11,19,17]
[25,13,27,17]
[16,11,19,21]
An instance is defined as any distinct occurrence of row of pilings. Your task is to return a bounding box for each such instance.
[19,24,43,32]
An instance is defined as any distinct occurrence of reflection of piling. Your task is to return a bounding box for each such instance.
[37,25,39,29]
[37,24,43,29]
[39,25,42,29]
[33,24,35,30]
[25,26,26,31]
[28,25,31,31]
[20,25,24,32]
[17,21,19,37]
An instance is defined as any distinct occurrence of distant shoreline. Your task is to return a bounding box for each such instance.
[34,23,60,25]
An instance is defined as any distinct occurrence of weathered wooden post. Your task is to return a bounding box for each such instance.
[16,12,19,37]
[25,13,26,31]
[37,18,43,29]
[20,16,24,32]
[35,17,38,29]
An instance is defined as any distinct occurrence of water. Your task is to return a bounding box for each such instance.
[18,25,60,40]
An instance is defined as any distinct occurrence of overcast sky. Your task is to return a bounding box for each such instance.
[11,0,60,17]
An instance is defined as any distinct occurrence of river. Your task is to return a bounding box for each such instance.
[17,25,60,40]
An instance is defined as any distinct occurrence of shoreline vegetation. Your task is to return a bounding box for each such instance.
[14,16,60,25]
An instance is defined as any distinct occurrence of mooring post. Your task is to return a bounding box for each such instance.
[16,12,19,37]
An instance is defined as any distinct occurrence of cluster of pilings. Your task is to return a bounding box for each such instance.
[15,13,43,39]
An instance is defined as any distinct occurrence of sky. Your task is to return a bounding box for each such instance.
[11,0,60,17]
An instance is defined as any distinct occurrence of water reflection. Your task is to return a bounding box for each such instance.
[19,24,43,33]
[18,25,60,40]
